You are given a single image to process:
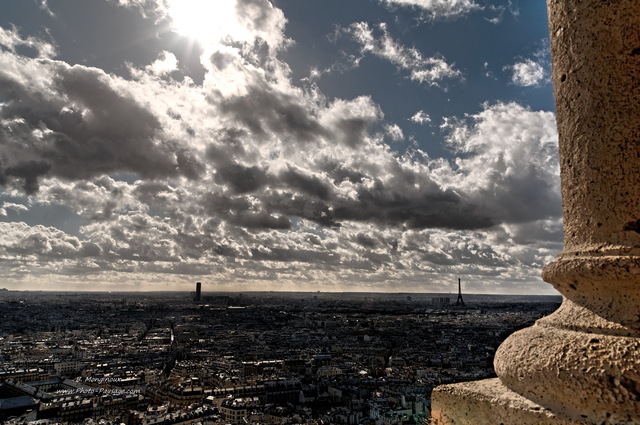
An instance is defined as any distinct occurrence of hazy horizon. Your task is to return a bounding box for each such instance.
[1,287,561,299]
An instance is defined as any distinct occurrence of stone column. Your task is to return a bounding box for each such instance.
[431,1,640,424]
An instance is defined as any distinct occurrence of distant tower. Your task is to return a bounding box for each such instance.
[195,282,202,302]
[455,278,465,306]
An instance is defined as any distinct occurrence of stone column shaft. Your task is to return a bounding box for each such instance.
[542,0,640,327]
[494,1,640,423]
[432,1,640,424]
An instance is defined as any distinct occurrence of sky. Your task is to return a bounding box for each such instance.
[0,0,563,294]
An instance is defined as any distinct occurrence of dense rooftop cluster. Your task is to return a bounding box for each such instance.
[0,290,559,424]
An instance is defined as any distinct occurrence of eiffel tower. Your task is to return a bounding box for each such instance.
[455,277,465,306]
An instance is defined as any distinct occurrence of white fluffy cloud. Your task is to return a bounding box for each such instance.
[0,202,29,216]
[381,0,482,20]
[410,110,432,124]
[0,26,56,58]
[508,59,546,87]
[385,124,404,141]
[343,22,462,86]
[147,51,178,75]
[444,102,561,223]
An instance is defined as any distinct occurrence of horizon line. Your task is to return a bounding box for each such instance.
[0,289,562,297]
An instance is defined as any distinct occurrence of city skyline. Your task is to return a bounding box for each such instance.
[0,290,560,423]
[0,0,561,294]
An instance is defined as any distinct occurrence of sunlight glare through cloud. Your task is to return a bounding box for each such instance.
[167,0,239,44]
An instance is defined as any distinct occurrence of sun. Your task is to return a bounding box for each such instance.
[167,0,240,44]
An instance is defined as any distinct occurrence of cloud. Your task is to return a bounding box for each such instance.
[0,202,29,216]
[216,82,329,145]
[0,2,561,293]
[0,222,100,261]
[38,0,56,18]
[385,124,404,141]
[409,110,431,124]
[507,58,546,87]
[108,0,168,20]
[0,26,56,58]
[0,31,202,191]
[380,0,518,23]
[38,177,142,221]
[114,0,289,51]
[342,22,461,87]
[234,0,289,49]
[147,51,178,76]
[444,102,561,223]
[380,0,482,20]
[279,167,332,201]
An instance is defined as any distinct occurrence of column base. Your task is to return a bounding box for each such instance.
[430,378,584,425]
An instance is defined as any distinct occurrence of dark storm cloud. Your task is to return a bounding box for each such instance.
[230,210,291,230]
[176,149,205,180]
[262,193,339,227]
[203,192,291,230]
[278,168,332,201]
[250,246,340,265]
[354,232,378,248]
[475,163,561,224]
[211,101,557,233]
[214,243,240,258]
[51,65,174,174]
[250,170,493,231]
[333,182,494,230]
[0,53,195,192]
[334,116,373,149]
[4,160,51,194]
[133,181,176,204]
[319,96,383,148]
[217,84,328,144]
[273,153,496,230]
[207,145,270,194]
[322,161,366,184]
[217,161,269,194]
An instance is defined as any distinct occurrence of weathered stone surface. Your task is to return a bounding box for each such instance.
[431,1,640,423]
[542,253,640,328]
[548,0,640,249]
[491,1,640,421]
[430,378,582,425]
[544,0,640,325]
[495,301,640,424]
